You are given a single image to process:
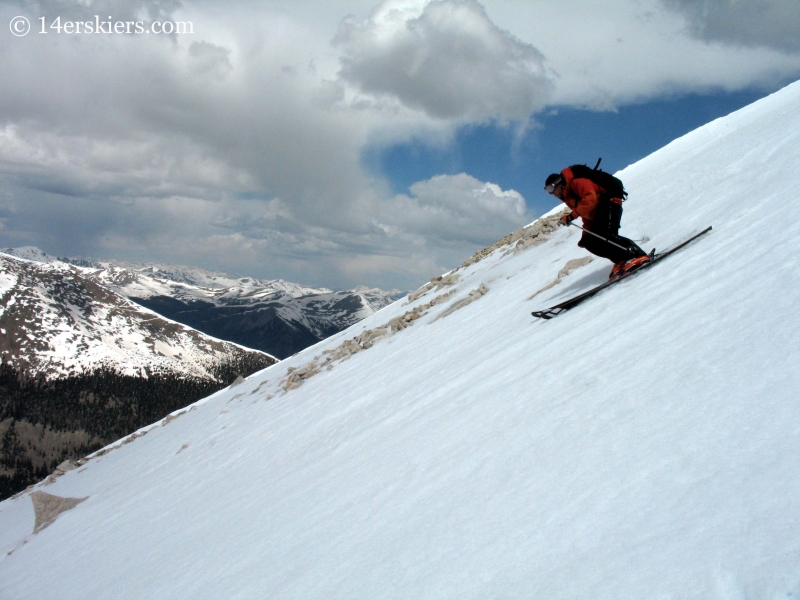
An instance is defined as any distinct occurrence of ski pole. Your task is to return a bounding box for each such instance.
[567,221,630,252]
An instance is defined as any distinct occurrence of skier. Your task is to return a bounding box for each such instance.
[544,167,648,278]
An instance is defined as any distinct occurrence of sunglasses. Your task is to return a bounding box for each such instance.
[544,180,563,193]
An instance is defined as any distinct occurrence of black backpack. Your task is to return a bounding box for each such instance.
[568,158,627,201]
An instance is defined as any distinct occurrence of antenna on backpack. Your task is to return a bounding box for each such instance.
[593,158,602,170]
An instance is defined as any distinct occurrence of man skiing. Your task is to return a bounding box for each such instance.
[545,167,648,278]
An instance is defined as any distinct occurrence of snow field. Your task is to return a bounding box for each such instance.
[1,81,800,598]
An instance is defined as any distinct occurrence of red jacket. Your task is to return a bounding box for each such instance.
[559,167,622,228]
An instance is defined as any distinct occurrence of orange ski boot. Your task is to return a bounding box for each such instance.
[608,253,652,280]
[609,261,628,279]
[622,254,652,273]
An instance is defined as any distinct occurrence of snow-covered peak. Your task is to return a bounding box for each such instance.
[1,246,53,263]
[76,264,403,356]
[0,254,276,380]
[0,250,335,297]
[0,250,404,358]
[2,81,800,599]
[64,259,333,298]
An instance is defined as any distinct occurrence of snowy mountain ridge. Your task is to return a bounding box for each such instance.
[1,80,800,599]
[0,248,333,297]
[2,248,402,308]
[0,252,276,380]
[1,249,404,357]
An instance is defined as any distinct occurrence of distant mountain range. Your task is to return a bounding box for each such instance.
[4,247,404,359]
[0,251,277,499]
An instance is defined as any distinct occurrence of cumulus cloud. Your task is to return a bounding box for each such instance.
[334,0,553,120]
[381,173,529,245]
[480,0,800,110]
[661,0,800,54]
[187,174,530,286]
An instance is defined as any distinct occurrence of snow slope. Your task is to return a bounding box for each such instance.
[1,81,800,599]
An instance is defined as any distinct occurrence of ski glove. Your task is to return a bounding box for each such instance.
[560,213,575,227]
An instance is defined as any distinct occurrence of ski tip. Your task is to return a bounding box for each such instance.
[532,308,562,320]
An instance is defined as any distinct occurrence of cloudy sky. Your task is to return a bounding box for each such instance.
[1,0,799,290]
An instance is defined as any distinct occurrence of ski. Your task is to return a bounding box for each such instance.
[531,226,712,319]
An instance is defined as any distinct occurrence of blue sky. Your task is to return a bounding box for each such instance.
[0,0,799,289]
[367,87,771,217]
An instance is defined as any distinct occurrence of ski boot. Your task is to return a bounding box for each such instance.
[608,252,654,280]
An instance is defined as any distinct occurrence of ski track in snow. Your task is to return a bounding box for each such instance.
[2,82,800,599]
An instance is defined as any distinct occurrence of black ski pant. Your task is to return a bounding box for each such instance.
[578,201,646,264]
